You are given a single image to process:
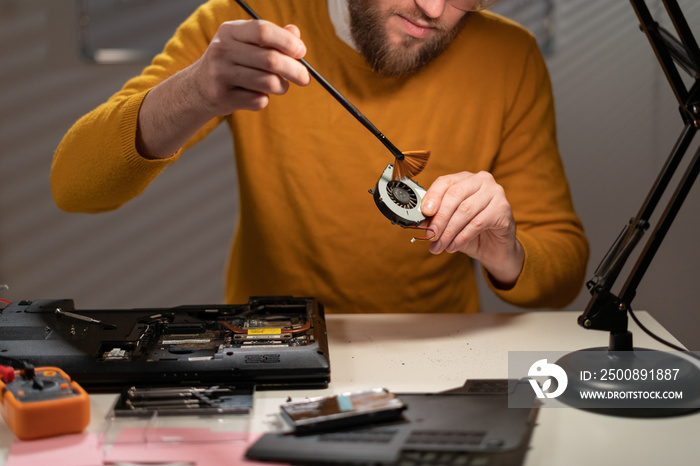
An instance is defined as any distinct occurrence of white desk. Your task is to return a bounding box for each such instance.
[1,311,699,465]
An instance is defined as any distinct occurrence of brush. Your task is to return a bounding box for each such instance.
[233,0,430,180]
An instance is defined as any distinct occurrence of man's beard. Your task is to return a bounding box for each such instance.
[348,2,469,77]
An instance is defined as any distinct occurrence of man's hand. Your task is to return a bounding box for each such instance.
[138,20,310,158]
[421,171,525,288]
[189,20,311,115]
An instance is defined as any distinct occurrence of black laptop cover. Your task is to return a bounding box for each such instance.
[0,296,330,391]
[246,379,539,466]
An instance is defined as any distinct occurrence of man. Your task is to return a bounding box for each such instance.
[51,0,589,314]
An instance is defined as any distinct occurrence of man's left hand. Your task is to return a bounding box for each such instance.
[421,171,525,288]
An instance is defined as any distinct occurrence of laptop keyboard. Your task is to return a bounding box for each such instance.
[397,450,491,466]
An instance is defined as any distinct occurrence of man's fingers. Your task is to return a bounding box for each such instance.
[429,192,491,254]
[226,88,270,111]
[217,21,310,86]
[284,24,302,39]
[424,174,480,242]
[422,171,511,255]
[224,19,306,58]
[421,173,459,217]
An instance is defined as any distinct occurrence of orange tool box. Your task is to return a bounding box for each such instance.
[0,366,90,440]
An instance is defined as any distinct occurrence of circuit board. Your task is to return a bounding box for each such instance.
[0,297,330,391]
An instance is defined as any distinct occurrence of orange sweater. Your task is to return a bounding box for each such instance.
[52,0,588,314]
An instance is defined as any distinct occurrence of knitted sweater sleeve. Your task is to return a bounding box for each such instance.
[484,39,589,308]
[51,3,226,213]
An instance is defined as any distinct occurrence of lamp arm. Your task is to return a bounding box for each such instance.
[634,0,700,124]
[579,126,698,336]
[577,0,700,348]
[617,130,700,306]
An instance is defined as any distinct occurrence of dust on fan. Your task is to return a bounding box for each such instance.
[386,180,418,209]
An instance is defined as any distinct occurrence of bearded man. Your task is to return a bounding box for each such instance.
[52,0,589,314]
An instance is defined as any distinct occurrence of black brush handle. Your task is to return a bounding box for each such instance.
[233,0,405,160]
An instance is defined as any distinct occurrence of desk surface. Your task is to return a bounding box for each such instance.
[1,311,699,465]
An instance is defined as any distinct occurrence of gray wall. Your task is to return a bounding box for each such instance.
[1,0,699,349]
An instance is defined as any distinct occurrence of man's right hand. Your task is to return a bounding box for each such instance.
[137,20,310,159]
[191,20,311,115]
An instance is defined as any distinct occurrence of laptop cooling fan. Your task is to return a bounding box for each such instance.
[369,164,427,227]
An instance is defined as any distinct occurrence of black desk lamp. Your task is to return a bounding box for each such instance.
[555,0,700,417]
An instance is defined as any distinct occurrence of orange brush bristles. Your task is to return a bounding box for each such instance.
[391,150,431,180]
